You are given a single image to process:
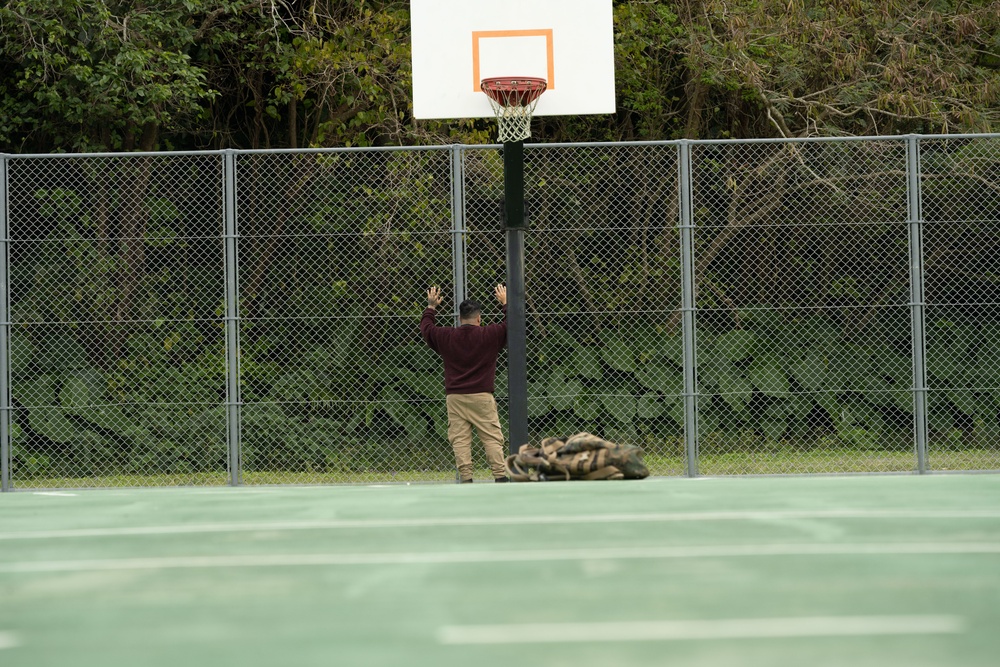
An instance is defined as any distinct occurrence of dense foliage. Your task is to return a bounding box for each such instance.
[2,0,999,153]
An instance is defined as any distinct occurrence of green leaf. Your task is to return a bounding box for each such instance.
[637,392,665,419]
[635,362,683,396]
[765,399,792,419]
[548,370,582,411]
[928,357,963,383]
[271,371,318,402]
[574,394,602,420]
[716,368,753,412]
[27,406,83,444]
[792,350,828,392]
[656,334,684,366]
[600,334,637,372]
[59,369,109,421]
[699,408,720,434]
[59,374,98,411]
[599,394,636,424]
[572,347,603,379]
[605,424,637,444]
[947,389,979,416]
[816,393,840,422]
[545,323,578,348]
[371,365,411,385]
[838,428,879,449]
[788,394,814,420]
[634,327,683,365]
[10,335,37,379]
[826,345,860,392]
[555,413,582,438]
[24,373,59,407]
[874,349,911,385]
[890,390,913,413]
[765,395,812,421]
[927,323,975,381]
[666,401,685,426]
[699,357,732,388]
[381,387,427,440]
[540,324,577,365]
[856,349,910,407]
[838,397,885,432]
[527,382,549,418]
[713,329,758,361]
[748,354,789,396]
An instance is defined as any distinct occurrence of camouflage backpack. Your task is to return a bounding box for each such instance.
[504,432,650,482]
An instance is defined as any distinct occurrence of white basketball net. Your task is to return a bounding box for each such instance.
[485,95,541,143]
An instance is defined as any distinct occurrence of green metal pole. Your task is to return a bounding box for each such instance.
[678,141,699,477]
[906,135,928,474]
[223,150,242,485]
[0,155,9,492]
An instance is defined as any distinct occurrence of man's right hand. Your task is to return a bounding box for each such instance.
[494,284,507,306]
[427,286,444,309]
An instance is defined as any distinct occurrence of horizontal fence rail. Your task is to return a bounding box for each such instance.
[2,135,999,489]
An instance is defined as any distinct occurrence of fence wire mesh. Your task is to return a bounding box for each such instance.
[921,137,1000,472]
[518,144,684,476]
[235,149,458,484]
[3,136,999,489]
[7,155,227,487]
[691,140,915,474]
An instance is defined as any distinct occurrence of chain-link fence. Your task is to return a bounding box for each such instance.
[2,135,999,489]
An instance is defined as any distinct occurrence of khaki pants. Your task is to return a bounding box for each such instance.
[445,393,507,481]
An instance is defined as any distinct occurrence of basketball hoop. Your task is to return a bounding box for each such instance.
[481,77,547,143]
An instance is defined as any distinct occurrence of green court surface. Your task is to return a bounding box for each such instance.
[1,475,999,667]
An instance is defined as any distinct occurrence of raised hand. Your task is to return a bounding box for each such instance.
[427,286,444,309]
[494,284,507,306]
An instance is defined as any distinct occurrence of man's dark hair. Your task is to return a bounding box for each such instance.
[459,299,482,320]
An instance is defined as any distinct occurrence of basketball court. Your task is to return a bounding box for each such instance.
[1,475,999,666]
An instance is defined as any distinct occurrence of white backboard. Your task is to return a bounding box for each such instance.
[410,0,616,119]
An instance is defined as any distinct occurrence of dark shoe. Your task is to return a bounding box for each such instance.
[460,478,473,484]
[494,476,509,483]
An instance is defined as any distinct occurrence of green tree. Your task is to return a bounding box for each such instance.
[0,0,231,151]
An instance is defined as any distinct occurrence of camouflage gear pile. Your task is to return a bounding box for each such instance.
[504,432,650,482]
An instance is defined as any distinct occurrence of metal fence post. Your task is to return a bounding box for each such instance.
[503,141,530,455]
[223,150,242,485]
[907,136,928,473]
[678,141,699,477]
[451,145,467,326]
[0,155,9,492]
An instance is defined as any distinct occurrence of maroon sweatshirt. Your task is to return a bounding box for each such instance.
[420,306,507,394]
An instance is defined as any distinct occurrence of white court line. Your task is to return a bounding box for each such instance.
[3,509,1000,541]
[0,542,998,573]
[438,615,964,645]
[32,492,78,497]
[0,631,20,650]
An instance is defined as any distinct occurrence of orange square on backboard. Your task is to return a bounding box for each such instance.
[471,30,555,92]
